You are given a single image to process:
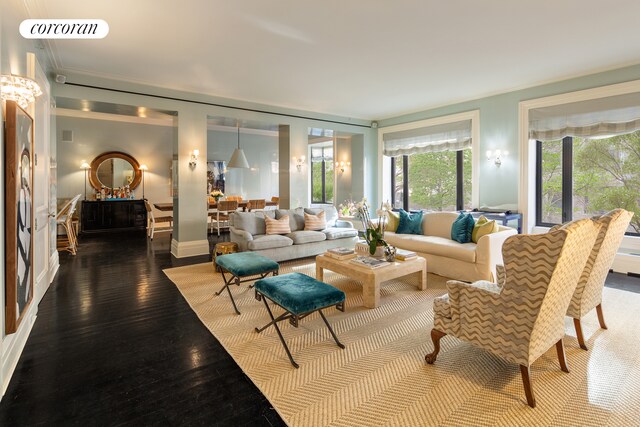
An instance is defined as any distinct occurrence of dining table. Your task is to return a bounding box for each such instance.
[153,200,277,212]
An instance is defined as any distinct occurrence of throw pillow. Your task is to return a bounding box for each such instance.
[265,215,291,235]
[386,210,400,232]
[304,211,326,231]
[471,215,497,243]
[451,212,475,243]
[396,210,423,235]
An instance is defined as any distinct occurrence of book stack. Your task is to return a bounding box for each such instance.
[325,247,357,261]
[349,256,391,269]
[395,249,417,261]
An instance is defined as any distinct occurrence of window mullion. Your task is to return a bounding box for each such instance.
[403,155,409,211]
[562,136,573,222]
[456,150,463,211]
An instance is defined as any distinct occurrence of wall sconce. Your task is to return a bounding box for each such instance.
[335,160,350,173]
[189,149,199,168]
[1,74,43,109]
[80,161,91,200]
[293,155,305,172]
[486,149,507,167]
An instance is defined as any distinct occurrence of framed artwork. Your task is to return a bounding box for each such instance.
[4,100,34,334]
[207,161,226,194]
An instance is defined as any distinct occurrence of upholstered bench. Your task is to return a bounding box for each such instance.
[215,252,279,315]
[254,272,346,368]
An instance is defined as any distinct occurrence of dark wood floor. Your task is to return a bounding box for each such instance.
[1,232,639,426]
[0,231,286,426]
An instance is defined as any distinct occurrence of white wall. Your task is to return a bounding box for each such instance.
[207,128,279,200]
[56,116,174,205]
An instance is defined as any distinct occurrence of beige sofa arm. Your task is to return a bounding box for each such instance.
[475,227,517,281]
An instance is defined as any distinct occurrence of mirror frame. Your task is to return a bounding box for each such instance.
[88,151,142,190]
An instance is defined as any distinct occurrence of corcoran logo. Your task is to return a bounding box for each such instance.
[20,19,109,39]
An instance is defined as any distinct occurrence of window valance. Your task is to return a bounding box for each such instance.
[383,119,472,156]
[529,92,640,141]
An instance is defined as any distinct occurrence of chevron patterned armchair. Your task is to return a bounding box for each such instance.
[556,209,634,350]
[425,218,600,407]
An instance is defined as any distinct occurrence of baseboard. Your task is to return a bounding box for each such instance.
[1,307,37,399]
[171,239,209,258]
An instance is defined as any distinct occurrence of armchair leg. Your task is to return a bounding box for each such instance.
[520,365,536,408]
[555,339,570,373]
[573,318,588,350]
[596,304,608,330]
[425,329,446,364]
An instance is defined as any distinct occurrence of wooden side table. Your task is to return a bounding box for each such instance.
[213,242,238,272]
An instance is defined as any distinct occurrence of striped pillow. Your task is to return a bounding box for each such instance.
[304,211,326,231]
[265,215,291,235]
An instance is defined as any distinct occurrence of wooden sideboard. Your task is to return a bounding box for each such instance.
[81,200,147,233]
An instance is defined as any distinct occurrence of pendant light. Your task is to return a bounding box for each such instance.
[228,126,250,168]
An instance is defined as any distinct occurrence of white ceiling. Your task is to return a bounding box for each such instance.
[25,0,640,120]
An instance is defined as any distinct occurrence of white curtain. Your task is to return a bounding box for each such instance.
[530,92,640,141]
[383,119,471,156]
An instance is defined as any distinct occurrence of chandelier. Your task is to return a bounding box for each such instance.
[1,75,43,109]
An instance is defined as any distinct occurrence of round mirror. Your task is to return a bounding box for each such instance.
[89,151,142,190]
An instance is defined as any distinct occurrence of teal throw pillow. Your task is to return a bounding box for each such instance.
[451,212,475,243]
[396,210,423,235]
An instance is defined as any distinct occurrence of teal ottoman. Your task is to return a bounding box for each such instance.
[254,272,346,368]
[215,252,279,315]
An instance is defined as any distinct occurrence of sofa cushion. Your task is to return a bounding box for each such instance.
[397,210,423,235]
[323,227,359,240]
[471,215,498,243]
[422,212,460,238]
[304,211,326,230]
[451,212,475,243]
[384,233,477,263]
[286,230,326,244]
[265,215,291,235]
[386,210,400,232]
[305,206,338,227]
[231,212,266,235]
[247,234,294,251]
[277,208,305,231]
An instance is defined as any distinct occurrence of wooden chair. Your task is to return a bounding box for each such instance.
[56,194,81,255]
[269,196,280,210]
[210,200,238,236]
[247,199,266,213]
[425,218,600,407]
[144,200,173,240]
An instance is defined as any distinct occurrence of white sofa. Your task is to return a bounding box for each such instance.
[384,212,517,282]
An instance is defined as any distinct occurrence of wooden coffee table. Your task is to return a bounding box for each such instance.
[315,255,427,309]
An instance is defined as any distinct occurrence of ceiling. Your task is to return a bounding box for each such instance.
[24,0,640,120]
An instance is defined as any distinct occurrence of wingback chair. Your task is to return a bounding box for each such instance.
[425,218,600,407]
[561,209,633,349]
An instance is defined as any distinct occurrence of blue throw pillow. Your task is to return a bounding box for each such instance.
[451,212,475,243]
[396,210,423,235]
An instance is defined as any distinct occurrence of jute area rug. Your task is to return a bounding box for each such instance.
[164,259,640,426]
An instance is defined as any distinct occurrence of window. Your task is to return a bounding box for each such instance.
[390,149,471,211]
[536,131,640,234]
[311,145,334,204]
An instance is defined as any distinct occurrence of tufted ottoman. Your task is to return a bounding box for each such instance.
[254,272,346,368]
[215,252,279,315]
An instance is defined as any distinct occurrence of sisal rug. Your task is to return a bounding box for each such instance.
[164,259,640,426]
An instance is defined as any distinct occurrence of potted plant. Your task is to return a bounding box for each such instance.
[210,189,224,201]
[357,200,389,257]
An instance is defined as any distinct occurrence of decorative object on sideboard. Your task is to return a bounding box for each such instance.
[228,126,250,168]
[139,164,148,199]
[486,149,508,166]
[80,160,91,200]
[293,155,306,172]
[1,74,42,109]
[189,149,199,168]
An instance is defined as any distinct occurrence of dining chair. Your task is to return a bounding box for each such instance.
[144,200,173,240]
[247,199,266,213]
[269,196,280,210]
[56,194,81,255]
[210,200,238,235]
